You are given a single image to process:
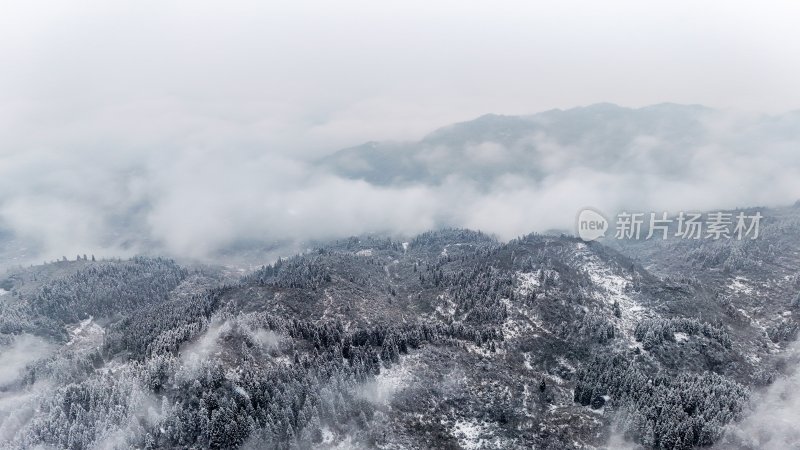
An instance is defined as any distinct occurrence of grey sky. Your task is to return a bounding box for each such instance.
[1,1,799,153]
[1,1,799,263]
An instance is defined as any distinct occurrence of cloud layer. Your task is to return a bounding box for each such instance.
[1,2,800,264]
[1,104,799,265]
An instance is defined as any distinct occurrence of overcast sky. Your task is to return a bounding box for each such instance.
[1,1,799,263]
[2,0,799,153]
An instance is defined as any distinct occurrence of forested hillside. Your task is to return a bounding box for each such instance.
[1,208,799,449]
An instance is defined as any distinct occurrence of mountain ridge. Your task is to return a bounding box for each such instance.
[315,103,751,188]
[2,204,799,448]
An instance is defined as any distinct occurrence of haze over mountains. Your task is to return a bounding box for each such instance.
[2,103,800,448]
[2,103,800,267]
[322,103,715,186]
[3,3,799,448]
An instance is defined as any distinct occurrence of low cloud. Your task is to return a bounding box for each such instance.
[0,105,799,265]
[0,334,54,386]
[715,342,800,449]
[0,335,55,443]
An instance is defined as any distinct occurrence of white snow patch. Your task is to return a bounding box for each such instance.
[0,288,7,296]
[557,357,575,371]
[744,353,762,365]
[464,342,499,358]
[736,308,781,352]
[233,385,250,399]
[502,286,551,338]
[729,277,754,295]
[523,353,534,370]
[321,427,335,445]
[66,316,105,350]
[674,332,690,343]
[355,249,373,257]
[503,308,547,338]
[515,271,541,296]
[573,243,643,341]
[402,242,409,252]
[435,294,457,318]
[500,298,533,339]
[452,419,492,450]
[97,359,131,375]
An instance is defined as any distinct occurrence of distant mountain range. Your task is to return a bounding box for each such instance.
[318,103,800,188]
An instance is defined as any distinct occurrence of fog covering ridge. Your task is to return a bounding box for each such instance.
[1,103,799,265]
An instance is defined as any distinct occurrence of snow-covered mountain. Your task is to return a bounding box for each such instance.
[2,204,800,449]
[318,103,800,189]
